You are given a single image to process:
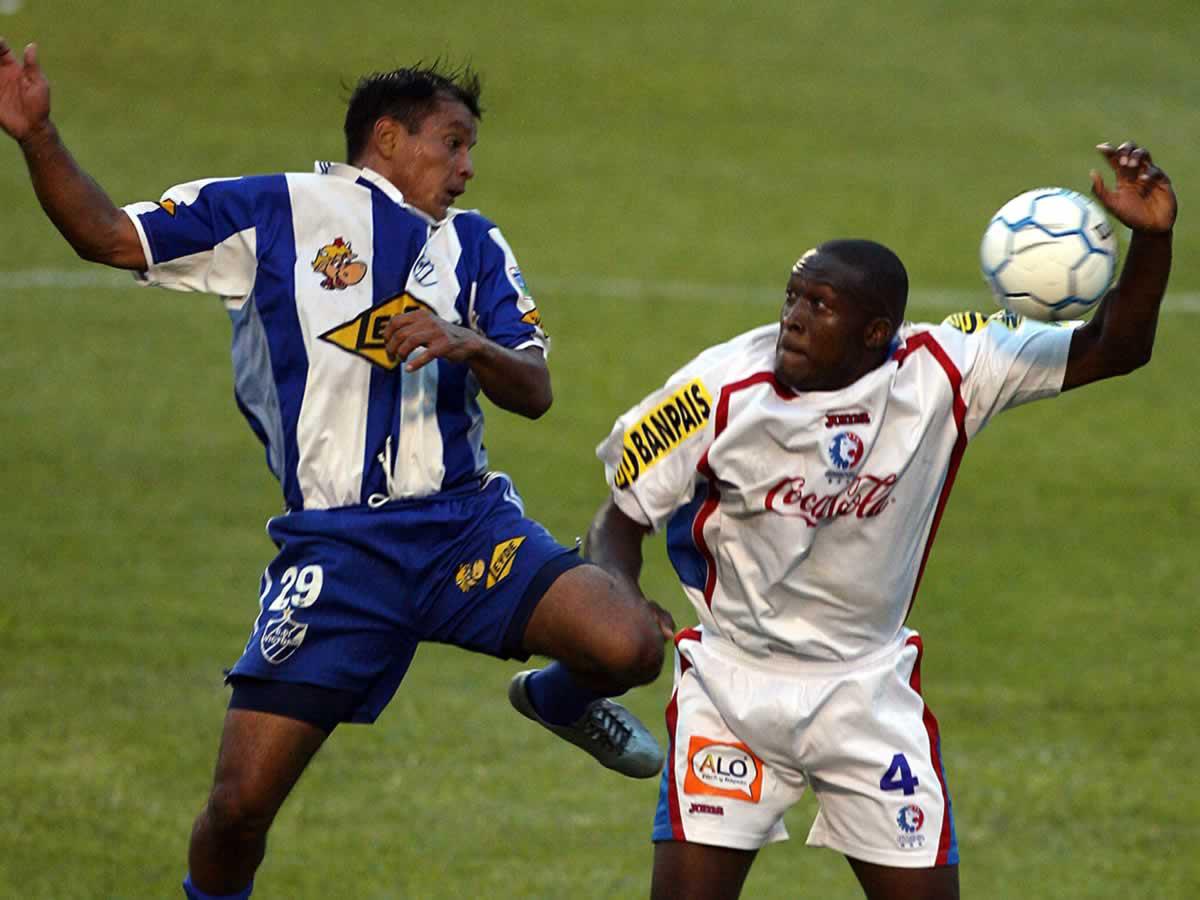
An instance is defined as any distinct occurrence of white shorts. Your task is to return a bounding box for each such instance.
[651,626,959,868]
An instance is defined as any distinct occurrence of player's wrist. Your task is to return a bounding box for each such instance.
[17,118,58,153]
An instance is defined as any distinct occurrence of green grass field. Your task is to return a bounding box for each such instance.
[2,1,1198,897]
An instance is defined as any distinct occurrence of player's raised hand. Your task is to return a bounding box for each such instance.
[1091,142,1177,235]
[0,38,51,143]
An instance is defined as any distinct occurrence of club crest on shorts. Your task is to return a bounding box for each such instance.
[683,736,764,803]
[455,559,486,592]
[260,609,309,665]
[896,804,927,850]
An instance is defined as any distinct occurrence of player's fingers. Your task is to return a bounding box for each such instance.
[1089,169,1110,204]
[23,42,37,70]
[405,348,437,372]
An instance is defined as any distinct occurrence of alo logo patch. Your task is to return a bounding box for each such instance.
[683,736,764,803]
[318,292,433,369]
[260,610,309,665]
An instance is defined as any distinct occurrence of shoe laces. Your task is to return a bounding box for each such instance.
[582,703,633,752]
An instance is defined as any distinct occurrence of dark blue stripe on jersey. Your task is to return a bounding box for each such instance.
[666,482,709,591]
[359,181,433,502]
[142,177,261,264]
[456,214,539,350]
[244,175,308,509]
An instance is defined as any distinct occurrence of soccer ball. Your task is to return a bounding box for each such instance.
[979,187,1117,321]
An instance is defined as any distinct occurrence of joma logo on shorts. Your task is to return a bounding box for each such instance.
[687,802,724,816]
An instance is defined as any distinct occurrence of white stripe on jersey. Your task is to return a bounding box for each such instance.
[288,173,375,509]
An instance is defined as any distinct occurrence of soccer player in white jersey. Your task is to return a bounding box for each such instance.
[0,39,674,900]
[587,144,1175,899]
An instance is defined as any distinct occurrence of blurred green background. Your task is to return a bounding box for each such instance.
[1,1,1196,897]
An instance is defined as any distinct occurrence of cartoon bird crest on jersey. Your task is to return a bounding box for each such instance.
[311,237,367,290]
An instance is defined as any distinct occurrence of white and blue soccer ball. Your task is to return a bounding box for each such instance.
[979,187,1118,321]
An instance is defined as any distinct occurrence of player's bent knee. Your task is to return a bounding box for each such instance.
[202,779,278,841]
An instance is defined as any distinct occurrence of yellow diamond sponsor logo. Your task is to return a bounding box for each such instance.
[158,199,177,216]
[455,559,486,593]
[486,537,526,588]
[318,292,433,369]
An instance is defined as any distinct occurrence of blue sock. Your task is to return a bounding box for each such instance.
[524,662,618,726]
[182,874,253,899]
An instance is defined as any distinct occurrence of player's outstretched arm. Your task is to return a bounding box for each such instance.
[586,498,676,641]
[0,39,144,270]
[1063,142,1177,391]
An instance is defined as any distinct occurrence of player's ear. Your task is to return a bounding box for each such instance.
[372,116,403,160]
[863,317,894,350]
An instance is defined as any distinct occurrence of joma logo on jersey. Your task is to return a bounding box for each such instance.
[683,736,764,803]
[487,537,526,588]
[318,293,433,369]
[614,379,712,489]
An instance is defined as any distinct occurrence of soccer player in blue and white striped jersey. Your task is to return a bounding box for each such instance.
[1,38,674,900]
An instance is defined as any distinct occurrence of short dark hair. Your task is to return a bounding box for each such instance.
[344,62,483,163]
[818,239,908,326]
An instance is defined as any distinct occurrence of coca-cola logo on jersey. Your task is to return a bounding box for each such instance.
[764,473,899,526]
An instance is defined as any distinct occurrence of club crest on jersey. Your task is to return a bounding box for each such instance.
[824,431,865,472]
[455,559,486,593]
[486,537,526,588]
[311,237,367,290]
[614,379,712,489]
[260,610,309,665]
[683,736,764,803]
[318,292,434,369]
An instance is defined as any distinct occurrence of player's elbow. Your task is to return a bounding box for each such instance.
[525,384,553,419]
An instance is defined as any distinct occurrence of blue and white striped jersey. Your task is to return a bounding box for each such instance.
[123,162,547,511]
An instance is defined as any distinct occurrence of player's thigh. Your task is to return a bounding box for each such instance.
[520,562,663,679]
[205,707,329,826]
[651,841,758,900]
[847,856,959,900]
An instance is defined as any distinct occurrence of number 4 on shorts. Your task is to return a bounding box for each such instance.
[879,752,919,796]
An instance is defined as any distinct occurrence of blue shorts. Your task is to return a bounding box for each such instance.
[228,474,582,724]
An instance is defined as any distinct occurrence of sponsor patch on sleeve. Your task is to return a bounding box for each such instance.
[613,378,712,489]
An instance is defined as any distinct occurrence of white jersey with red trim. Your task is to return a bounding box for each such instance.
[597,315,1074,662]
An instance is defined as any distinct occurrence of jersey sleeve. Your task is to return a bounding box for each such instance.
[469,226,548,353]
[596,370,718,531]
[121,176,263,297]
[947,313,1077,439]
